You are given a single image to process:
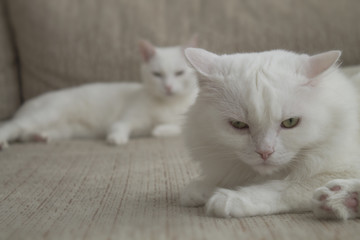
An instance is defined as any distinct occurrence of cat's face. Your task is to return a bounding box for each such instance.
[139,39,197,99]
[185,48,341,175]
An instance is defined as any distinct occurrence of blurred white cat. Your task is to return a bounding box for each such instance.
[0,37,198,149]
[181,48,360,220]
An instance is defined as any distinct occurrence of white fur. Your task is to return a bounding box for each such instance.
[181,48,360,220]
[0,41,198,148]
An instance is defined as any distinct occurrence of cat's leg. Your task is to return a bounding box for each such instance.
[151,124,181,138]
[0,120,49,149]
[313,179,360,220]
[206,180,292,218]
[29,128,70,143]
[10,118,75,145]
[16,120,70,143]
[205,174,346,218]
[107,122,131,145]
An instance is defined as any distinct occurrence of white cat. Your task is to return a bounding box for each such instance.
[0,38,198,149]
[180,47,360,220]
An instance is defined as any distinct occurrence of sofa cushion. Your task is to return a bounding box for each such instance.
[1,137,360,239]
[0,1,20,120]
[7,0,360,101]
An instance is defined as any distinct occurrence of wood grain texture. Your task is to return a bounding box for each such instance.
[0,137,359,240]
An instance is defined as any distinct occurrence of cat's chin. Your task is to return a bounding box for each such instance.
[156,91,181,99]
[252,164,281,176]
[165,92,175,97]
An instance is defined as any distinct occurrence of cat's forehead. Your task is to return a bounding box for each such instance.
[217,52,308,96]
[223,52,302,80]
[215,60,304,123]
[149,46,187,71]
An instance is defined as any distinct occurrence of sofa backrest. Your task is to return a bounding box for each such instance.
[0,1,20,120]
[1,0,360,119]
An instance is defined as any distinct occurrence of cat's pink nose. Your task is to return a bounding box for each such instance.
[256,150,274,161]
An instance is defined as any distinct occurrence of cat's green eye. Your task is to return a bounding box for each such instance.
[175,70,184,76]
[230,120,249,130]
[281,117,300,129]
[152,72,163,78]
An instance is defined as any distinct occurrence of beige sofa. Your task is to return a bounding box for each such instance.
[1,1,360,239]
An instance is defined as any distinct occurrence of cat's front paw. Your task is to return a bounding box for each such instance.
[313,179,360,220]
[152,124,181,138]
[206,189,234,218]
[106,133,129,145]
[206,188,255,218]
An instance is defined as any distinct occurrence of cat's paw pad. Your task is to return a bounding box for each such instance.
[180,183,212,207]
[313,179,360,220]
[106,133,129,145]
[152,125,181,138]
[32,133,49,143]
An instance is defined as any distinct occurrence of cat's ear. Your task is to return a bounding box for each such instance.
[139,40,156,62]
[184,48,219,76]
[305,51,341,79]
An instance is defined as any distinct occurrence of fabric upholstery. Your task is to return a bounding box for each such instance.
[0,1,20,120]
[1,138,360,240]
[1,1,360,239]
[7,0,360,100]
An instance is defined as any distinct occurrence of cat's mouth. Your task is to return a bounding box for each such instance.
[166,91,174,96]
[252,162,281,175]
[164,90,180,97]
